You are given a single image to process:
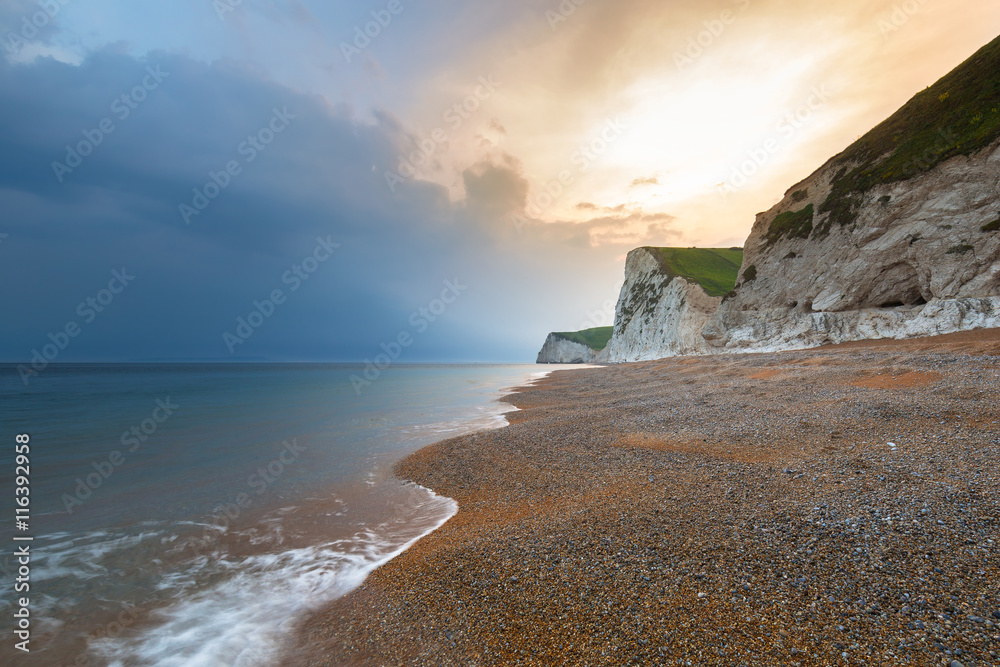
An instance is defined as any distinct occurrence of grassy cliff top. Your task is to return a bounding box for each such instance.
[642,247,744,297]
[553,327,615,351]
[815,33,1000,235]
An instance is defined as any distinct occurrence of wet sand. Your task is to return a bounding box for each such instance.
[287,330,1000,666]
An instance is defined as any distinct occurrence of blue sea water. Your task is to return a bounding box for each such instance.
[0,363,560,666]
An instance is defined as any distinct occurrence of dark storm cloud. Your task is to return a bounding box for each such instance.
[0,49,675,364]
[0,49,484,362]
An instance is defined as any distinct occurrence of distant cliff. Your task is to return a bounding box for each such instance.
[536,327,613,364]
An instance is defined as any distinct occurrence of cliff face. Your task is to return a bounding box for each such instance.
[602,248,723,362]
[705,139,1000,352]
[536,333,600,364]
[702,35,1000,351]
[538,35,1000,363]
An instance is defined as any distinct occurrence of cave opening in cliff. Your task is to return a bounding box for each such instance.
[877,295,928,308]
[867,263,931,309]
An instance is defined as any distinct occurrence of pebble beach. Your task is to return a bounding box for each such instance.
[288,330,1000,666]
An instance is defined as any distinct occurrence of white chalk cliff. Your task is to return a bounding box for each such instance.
[596,138,1000,363]
[704,138,1000,353]
[536,333,600,364]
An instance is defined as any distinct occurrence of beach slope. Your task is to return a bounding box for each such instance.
[289,330,1000,666]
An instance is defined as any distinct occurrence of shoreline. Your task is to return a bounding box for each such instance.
[287,331,1000,666]
[262,365,567,664]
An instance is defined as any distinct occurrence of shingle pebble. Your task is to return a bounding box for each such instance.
[287,333,1000,666]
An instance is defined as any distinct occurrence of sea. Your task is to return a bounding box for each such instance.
[0,363,568,666]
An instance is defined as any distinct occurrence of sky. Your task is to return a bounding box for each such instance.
[1,0,998,364]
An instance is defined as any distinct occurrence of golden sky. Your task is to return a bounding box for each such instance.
[397,0,1000,253]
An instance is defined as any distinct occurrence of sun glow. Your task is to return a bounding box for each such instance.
[511,40,843,227]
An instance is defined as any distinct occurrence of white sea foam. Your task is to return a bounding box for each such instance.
[91,486,457,667]
[34,530,166,582]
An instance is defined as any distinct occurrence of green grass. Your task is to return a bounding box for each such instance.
[554,326,615,351]
[766,205,814,245]
[983,217,1000,232]
[643,247,744,297]
[816,34,1000,235]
